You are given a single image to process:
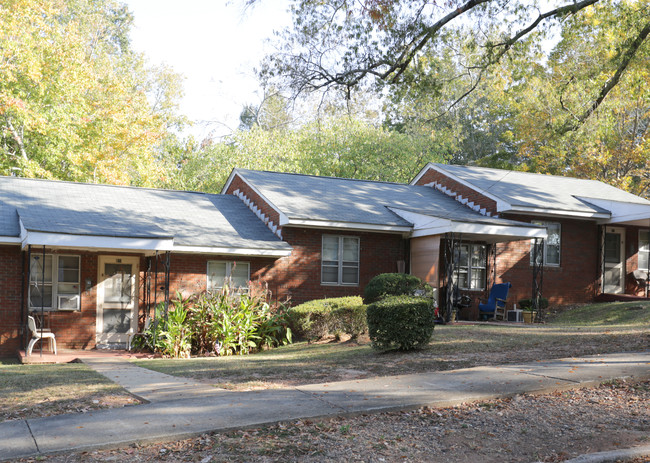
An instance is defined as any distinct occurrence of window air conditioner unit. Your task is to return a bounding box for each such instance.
[58,294,80,311]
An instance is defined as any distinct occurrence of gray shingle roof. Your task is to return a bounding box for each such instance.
[235,169,536,228]
[431,164,650,214]
[0,177,289,251]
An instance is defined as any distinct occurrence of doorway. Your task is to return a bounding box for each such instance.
[603,227,625,294]
[96,256,139,347]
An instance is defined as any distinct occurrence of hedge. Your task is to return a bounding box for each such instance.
[287,296,366,341]
[363,273,432,304]
[367,295,436,351]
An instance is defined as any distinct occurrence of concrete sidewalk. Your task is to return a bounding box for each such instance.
[2,352,649,461]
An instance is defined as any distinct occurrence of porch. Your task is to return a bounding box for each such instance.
[17,348,156,365]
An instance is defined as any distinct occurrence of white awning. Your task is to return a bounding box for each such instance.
[390,208,547,243]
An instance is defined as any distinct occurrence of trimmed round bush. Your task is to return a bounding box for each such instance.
[367,295,436,351]
[363,273,432,303]
[287,296,366,340]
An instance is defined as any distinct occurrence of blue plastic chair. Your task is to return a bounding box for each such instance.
[478,283,512,320]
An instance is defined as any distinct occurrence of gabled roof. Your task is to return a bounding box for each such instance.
[0,176,291,255]
[225,169,547,241]
[414,163,650,223]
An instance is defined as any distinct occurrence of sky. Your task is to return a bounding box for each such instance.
[124,0,292,140]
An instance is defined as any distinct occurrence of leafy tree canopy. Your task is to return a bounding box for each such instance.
[161,114,446,193]
[0,0,184,185]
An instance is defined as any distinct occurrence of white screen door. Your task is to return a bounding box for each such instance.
[603,227,625,294]
[96,256,139,346]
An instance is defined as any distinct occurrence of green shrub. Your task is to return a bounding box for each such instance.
[367,295,436,351]
[336,304,367,339]
[287,296,365,340]
[131,283,291,358]
[363,273,432,303]
[518,298,549,311]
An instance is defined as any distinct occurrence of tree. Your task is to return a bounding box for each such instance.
[0,0,184,185]
[238,88,293,131]
[260,0,649,132]
[161,114,446,193]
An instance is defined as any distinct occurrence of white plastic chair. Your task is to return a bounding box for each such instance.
[27,315,57,355]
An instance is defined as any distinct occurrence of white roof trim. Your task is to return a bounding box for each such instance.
[285,218,412,233]
[173,245,292,257]
[19,219,174,251]
[411,221,547,241]
[505,205,610,219]
[575,197,650,225]
[411,163,512,213]
[0,236,21,245]
[222,169,289,225]
[390,208,547,241]
[21,231,174,252]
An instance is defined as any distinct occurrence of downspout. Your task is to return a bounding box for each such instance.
[599,225,605,296]
[40,245,45,356]
[164,251,170,318]
[23,247,31,351]
[153,251,158,348]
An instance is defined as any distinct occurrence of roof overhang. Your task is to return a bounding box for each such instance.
[18,220,291,257]
[0,236,21,245]
[21,231,174,254]
[19,217,173,253]
[282,218,412,234]
[172,245,292,257]
[576,197,650,226]
[390,208,547,243]
[503,205,611,220]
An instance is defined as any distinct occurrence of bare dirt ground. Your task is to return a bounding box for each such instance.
[15,379,650,463]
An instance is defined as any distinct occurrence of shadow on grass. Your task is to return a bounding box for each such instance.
[0,363,120,395]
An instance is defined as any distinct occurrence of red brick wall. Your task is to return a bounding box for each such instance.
[161,253,279,302]
[0,245,24,356]
[495,215,601,306]
[415,167,498,216]
[255,227,407,305]
[225,174,282,235]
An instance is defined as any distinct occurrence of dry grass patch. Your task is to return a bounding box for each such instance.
[134,319,649,391]
[0,360,141,422]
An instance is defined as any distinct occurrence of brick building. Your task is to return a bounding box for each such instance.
[1,163,649,356]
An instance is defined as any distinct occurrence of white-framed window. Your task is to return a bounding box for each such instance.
[454,244,487,290]
[531,222,561,266]
[29,255,80,311]
[207,261,250,292]
[640,230,649,270]
[321,235,360,286]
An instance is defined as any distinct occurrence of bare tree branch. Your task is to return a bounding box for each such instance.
[560,19,650,133]
[5,117,27,160]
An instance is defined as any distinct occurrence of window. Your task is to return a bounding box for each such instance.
[29,255,80,311]
[454,244,486,290]
[531,222,561,266]
[321,235,360,285]
[207,261,250,292]
[640,230,650,270]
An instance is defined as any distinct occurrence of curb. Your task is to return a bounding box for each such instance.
[534,444,650,463]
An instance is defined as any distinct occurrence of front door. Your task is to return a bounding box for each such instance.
[603,227,625,294]
[96,256,139,347]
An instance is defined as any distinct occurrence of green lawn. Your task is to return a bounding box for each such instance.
[548,300,650,325]
[133,301,650,390]
[0,360,140,422]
